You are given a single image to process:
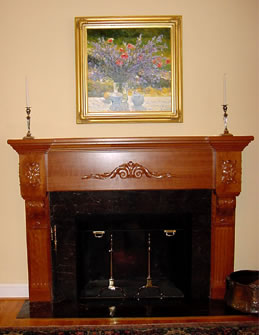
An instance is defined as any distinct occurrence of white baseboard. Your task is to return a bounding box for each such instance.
[0,284,29,298]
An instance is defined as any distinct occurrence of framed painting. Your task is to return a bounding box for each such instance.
[75,16,183,123]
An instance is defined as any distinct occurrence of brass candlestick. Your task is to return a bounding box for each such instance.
[221,104,232,136]
[23,106,34,139]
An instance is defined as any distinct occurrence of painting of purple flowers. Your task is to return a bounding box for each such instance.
[75,16,182,123]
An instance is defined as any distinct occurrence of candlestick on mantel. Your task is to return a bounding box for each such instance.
[23,106,34,139]
[221,73,232,135]
[221,104,232,136]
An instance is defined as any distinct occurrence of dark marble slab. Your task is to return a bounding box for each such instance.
[17,299,244,319]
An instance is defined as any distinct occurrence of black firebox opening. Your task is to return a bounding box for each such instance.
[76,212,191,302]
[50,190,211,317]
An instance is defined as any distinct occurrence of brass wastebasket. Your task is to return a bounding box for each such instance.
[225,270,259,314]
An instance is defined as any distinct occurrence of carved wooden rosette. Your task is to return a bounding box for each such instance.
[221,160,237,185]
[19,153,52,301]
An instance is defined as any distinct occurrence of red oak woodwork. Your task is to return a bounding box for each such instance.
[8,136,254,302]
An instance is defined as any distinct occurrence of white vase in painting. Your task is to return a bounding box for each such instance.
[131,92,145,111]
[110,82,129,111]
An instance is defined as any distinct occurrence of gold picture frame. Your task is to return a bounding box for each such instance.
[75,16,183,123]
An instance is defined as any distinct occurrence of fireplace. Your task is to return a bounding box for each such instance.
[8,136,253,309]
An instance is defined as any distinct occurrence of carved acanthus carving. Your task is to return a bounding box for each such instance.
[216,197,236,223]
[221,160,237,185]
[23,162,41,187]
[82,161,174,180]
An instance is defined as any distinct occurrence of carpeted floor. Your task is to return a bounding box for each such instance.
[0,322,258,335]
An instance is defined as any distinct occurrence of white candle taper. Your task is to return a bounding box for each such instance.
[25,77,30,107]
[223,73,227,105]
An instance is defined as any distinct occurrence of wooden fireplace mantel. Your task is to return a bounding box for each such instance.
[8,136,254,302]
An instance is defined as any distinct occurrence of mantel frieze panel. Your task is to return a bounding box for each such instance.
[47,150,213,191]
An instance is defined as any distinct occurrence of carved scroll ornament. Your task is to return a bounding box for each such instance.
[82,161,174,180]
[26,200,45,219]
[217,197,236,215]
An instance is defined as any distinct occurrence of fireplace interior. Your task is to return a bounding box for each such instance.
[77,213,189,300]
[48,190,211,317]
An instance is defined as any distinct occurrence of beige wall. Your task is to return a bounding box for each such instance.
[0,0,258,285]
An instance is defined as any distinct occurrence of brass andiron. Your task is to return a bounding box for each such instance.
[221,104,232,136]
[98,233,126,298]
[136,232,163,300]
[23,106,34,139]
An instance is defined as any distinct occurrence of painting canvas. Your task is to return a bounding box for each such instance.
[75,16,182,123]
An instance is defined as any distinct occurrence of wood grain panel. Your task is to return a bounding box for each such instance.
[47,149,213,191]
[26,227,52,301]
[210,192,235,299]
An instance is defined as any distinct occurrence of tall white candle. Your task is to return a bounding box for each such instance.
[223,73,227,105]
[25,77,30,107]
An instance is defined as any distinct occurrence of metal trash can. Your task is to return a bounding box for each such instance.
[225,270,259,314]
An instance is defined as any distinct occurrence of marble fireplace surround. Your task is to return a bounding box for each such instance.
[8,136,254,302]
